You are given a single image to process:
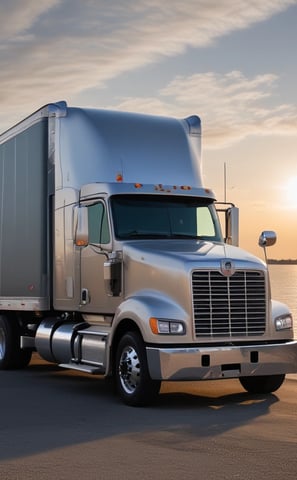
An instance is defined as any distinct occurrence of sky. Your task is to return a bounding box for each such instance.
[1,0,297,259]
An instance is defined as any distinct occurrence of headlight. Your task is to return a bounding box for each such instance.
[149,317,186,335]
[275,314,293,331]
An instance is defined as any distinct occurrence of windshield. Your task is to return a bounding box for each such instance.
[111,195,222,241]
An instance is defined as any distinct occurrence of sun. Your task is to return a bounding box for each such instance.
[285,176,297,207]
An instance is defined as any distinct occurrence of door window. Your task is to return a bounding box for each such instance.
[88,202,110,244]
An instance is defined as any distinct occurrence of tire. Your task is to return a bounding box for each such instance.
[239,374,285,394]
[115,331,161,406]
[0,315,32,370]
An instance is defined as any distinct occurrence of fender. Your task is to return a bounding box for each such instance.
[271,299,291,318]
[111,291,189,344]
[271,300,294,340]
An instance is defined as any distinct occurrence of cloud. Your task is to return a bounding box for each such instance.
[0,0,60,40]
[112,71,297,148]
[0,0,296,136]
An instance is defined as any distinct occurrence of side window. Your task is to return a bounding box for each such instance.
[196,206,216,237]
[88,202,110,244]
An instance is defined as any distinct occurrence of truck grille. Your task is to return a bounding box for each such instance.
[192,270,266,337]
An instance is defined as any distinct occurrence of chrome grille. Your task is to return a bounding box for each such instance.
[192,270,266,337]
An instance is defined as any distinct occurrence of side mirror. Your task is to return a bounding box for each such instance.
[226,206,239,246]
[258,230,277,264]
[74,206,89,246]
[258,231,277,248]
[215,203,239,246]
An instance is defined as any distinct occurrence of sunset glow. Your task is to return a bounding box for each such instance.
[1,1,297,258]
[285,176,297,207]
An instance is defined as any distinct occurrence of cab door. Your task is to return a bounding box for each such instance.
[79,201,121,314]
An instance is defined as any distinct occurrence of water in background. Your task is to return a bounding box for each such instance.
[269,264,297,338]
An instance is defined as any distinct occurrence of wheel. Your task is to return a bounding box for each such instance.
[0,315,32,369]
[239,374,285,394]
[115,331,161,406]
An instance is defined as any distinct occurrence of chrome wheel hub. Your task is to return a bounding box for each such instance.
[119,345,141,394]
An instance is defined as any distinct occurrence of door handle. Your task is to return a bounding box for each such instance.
[81,288,90,305]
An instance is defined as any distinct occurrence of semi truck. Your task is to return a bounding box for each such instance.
[0,101,296,406]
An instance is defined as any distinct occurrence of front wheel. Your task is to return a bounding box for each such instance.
[115,331,161,406]
[0,315,32,369]
[239,374,285,394]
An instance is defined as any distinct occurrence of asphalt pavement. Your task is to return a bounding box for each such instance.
[0,354,296,480]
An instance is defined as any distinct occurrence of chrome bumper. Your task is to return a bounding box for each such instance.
[146,340,297,381]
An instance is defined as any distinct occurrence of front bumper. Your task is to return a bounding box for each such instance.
[146,340,297,381]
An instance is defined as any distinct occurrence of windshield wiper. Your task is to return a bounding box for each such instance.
[120,231,202,240]
[169,234,201,239]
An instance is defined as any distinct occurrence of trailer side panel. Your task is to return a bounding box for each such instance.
[0,119,50,309]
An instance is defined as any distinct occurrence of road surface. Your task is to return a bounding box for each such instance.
[0,354,296,479]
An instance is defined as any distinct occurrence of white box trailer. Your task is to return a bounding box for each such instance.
[0,101,296,406]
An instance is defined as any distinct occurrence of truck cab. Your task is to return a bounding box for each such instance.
[0,102,296,406]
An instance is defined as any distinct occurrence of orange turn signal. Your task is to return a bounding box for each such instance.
[149,317,159,334]
[75,239,88,246]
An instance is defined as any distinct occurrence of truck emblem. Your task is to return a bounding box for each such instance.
[221,259,235,276]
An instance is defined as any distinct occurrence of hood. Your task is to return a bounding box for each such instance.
[123,239,266,272]
[122,239,268,323]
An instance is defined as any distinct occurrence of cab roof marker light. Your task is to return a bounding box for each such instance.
[154,184,194,192]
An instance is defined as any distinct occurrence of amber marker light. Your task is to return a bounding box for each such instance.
[75,239,88,246]
[134,183,143,188]
[116,173,123,182]
[149,317,159,334]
